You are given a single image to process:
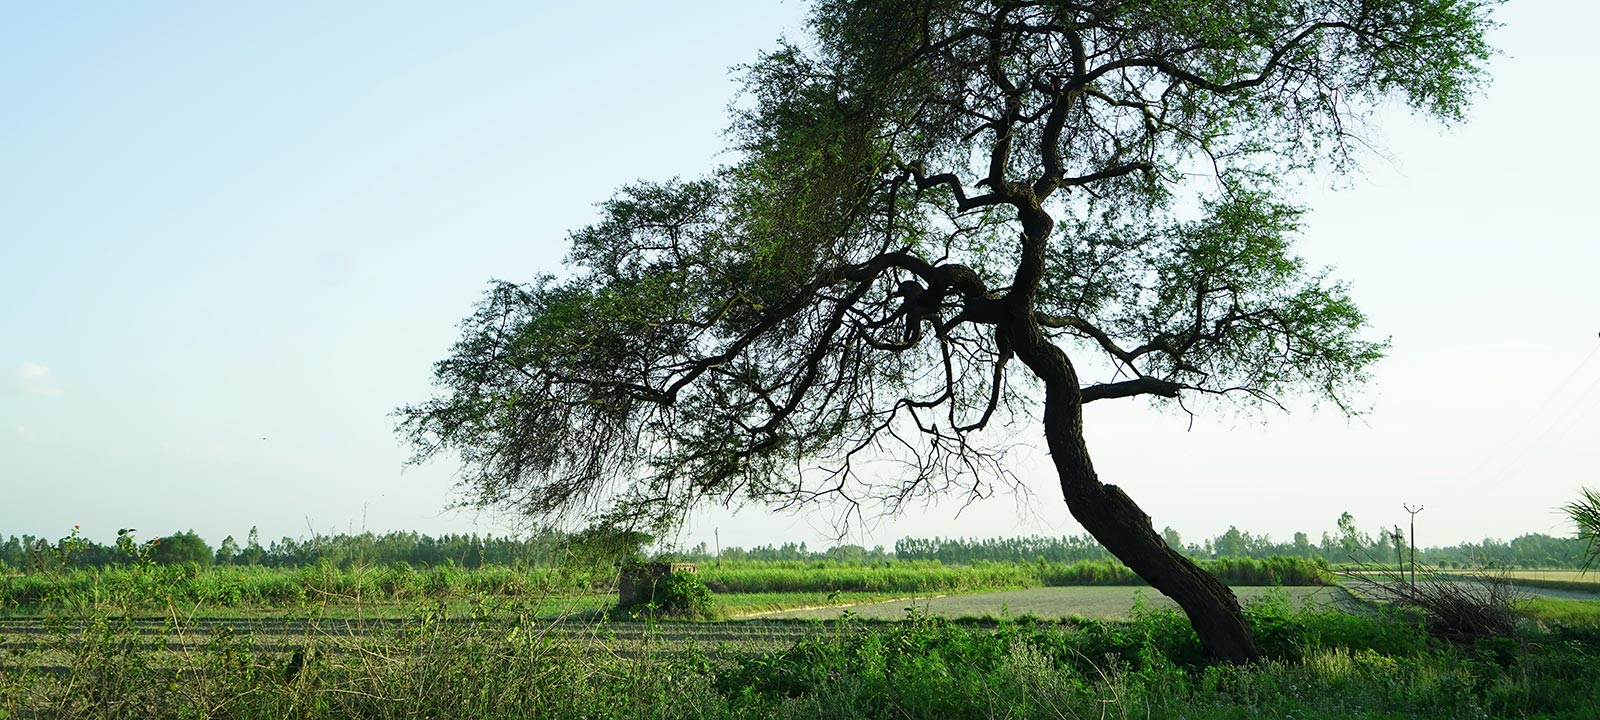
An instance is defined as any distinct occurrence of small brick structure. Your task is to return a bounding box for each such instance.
[617,561,698,606]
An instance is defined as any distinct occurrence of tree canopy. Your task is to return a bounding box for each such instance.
[400,0,1496,661]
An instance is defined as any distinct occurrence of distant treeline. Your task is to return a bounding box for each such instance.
[0,528,567,572]
[0,510,1590,571]
[893,520,1591,569]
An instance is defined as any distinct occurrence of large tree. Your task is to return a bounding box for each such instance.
[399,0,1495,662]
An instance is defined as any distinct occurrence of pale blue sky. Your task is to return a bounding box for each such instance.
[3,2,1596,552]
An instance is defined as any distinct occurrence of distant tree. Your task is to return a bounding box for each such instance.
[151,530,212,566]
[1160,527,1183,552]
[242,526,265,566]
[400,0,1495,662]
[563,524,653,568]
[1318,531,1337,557]
[1215,527,1247,558]
[1292,532,1312,559]
[828,544,869,563]
[216,535,239,565]
[1336,512,1370,556]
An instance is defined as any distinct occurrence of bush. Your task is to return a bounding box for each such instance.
[150,531,213,566]
[380,561,419,597]
[1345,567,1521,643]
[630,570,716,619]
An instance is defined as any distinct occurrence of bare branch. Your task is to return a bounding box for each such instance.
[1079,377,1184,403]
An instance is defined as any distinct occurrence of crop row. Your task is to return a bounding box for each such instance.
[698,556,1332,593]
[0,556,1331,611]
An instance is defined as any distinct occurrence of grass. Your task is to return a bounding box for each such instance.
[1517,597,1600,627]
[4,559,1600,719]
[5,591,1600,719]
[10,559,1600,717]
[0,556,1332,618]
[1498,575,1600,594]
[699,556,1331,594]
[715,591,932,617]
[1499,570,1598,581]
[1421,569,1600,597]
[760,586,1355,621]
[0,562,604,612]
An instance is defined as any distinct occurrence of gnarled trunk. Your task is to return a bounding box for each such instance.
[1042,385,1263,663]
[1009,315,1264,664]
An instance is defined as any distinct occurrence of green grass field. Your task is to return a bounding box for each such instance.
[1500,569,1598,581]
[5,561,1600,718]
[5,591,1600,719]
[1495,570,1600,594]
[756,585,1357,620]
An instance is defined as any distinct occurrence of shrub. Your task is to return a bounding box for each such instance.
[380,561,419,597]
[1345,566,1521,643]
[630,570,716,619]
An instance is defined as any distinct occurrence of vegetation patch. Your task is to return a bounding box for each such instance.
[8,598,1597,719]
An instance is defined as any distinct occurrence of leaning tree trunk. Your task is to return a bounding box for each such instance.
[1009,319,1265,663]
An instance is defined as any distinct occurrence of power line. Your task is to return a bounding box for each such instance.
[1436,339,1600,508]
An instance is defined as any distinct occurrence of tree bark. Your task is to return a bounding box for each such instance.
[1007,315,1265,664]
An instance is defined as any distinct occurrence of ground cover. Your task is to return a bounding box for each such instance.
[700,556,1331,594]
[1499,570,1598,582]
[4,594,1599,718]
[759,586,1358,621]
[1489,570,1600,594]
[1517,597,1600,627]
[0,556,1330,617]
[1340,573,1600,603]
[5,562,1600,718]
[0,564,967,623]
[714,591,930,617]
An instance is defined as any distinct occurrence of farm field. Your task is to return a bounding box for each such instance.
[0,615,828,675]
[1342,572,1600,602]
[758,585,1357,620]
[4,560,1600,718]
[1499,569,1598,582]
[6,593,1600,719]
[1492,581,1600,601]
[0,579,1420,683]
[1492,570,1600,594]
[4,554,1600,718]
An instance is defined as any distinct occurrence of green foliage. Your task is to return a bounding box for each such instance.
[1518,597,1600,628]
[0,527,572,571]
[0,554,1336,615]
[151,530,212,566]
[0,562,611,612]
[712,603,1596,720]
[1490,575,1600,594]
[6,569,1600,718]
[397,0,1499,540]
[1564,487,1600,570]
[561,524,653,569]
[629,570,717,620]
[696,556,1329,595]
[701,560,1033,594]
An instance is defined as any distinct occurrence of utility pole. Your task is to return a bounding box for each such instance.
[714,528,721,568]
[1391,526,1405,578]
[1403,504,1424,589]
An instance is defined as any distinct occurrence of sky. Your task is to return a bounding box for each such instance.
[3,2,1596,554]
